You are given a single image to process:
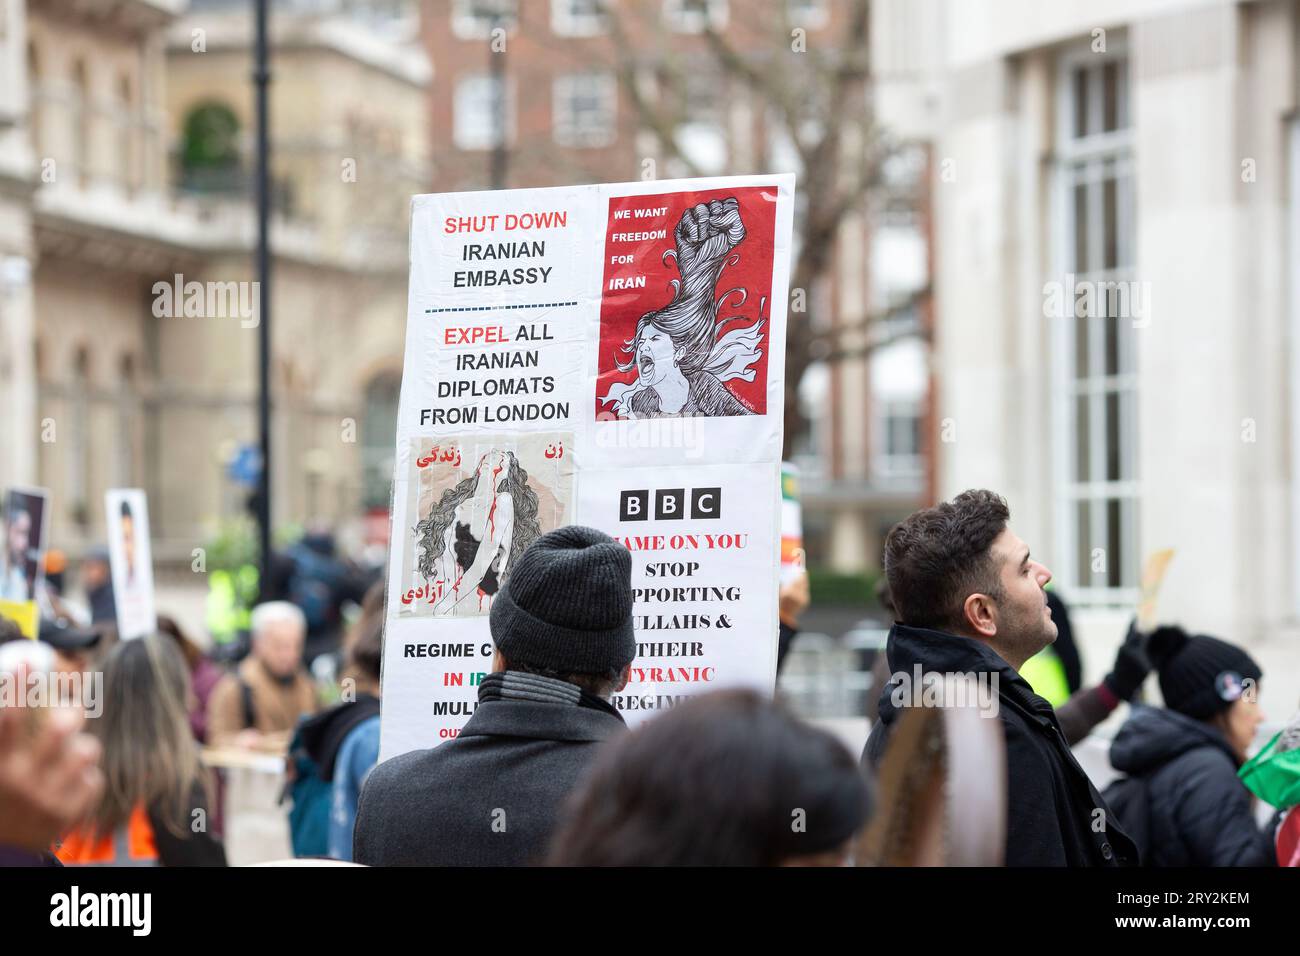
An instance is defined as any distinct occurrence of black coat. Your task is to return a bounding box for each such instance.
[862,623,1138,867]
[353,698,625,866]
[1104,705,1275,867]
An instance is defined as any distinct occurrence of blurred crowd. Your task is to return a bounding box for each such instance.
[1,493,1298,868]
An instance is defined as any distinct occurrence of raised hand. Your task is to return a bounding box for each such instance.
[674,198,745,271]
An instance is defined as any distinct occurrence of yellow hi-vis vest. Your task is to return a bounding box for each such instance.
[1019,646,1071,707]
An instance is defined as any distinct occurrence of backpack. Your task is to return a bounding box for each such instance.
[1102,774,1152,864]
[281,697,382,859]
[281,724,333,858]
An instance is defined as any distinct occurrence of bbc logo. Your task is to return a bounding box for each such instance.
[619,488,721,521]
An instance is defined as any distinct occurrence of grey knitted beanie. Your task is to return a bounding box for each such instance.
[490,525,636,674]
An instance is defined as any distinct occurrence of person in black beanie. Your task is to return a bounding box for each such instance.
[1103,625,1276,866]
[353,526,635,866]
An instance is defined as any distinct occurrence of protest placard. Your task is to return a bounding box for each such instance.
[105,489,156,641]
[0,486,50,638]
[380,175,794,760]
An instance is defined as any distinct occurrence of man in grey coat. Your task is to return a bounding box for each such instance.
[353,525,634,866]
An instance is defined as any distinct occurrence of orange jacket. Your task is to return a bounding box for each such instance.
[56,805,159,866]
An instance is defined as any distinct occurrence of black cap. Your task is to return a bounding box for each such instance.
[1148,625,1262,719]
[39,619,102,653]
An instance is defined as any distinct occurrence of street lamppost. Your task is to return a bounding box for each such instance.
[253,0,272,598]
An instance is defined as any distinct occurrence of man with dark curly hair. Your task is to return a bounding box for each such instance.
[863,489,1139,866]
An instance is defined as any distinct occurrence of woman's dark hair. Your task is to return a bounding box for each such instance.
[548,689,872,866]
[414,451,541,585]
[156,613,204,671]
[348,607,383,685]
[89,634,207,839]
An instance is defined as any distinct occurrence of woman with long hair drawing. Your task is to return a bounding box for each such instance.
[413,449,541,615]
[601,197,766,419]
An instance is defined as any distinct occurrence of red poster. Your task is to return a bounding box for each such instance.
[595,186,777,420]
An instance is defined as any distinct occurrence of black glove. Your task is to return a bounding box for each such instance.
[1103,617,1151,701]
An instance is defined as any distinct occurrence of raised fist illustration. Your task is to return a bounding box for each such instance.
[674,198,745,271]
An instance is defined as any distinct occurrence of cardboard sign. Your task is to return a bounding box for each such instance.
[1136,548,1175,631]
[380,175,795,760]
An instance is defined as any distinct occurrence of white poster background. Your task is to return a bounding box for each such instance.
[105,489,156,641]
[381,174,794,761]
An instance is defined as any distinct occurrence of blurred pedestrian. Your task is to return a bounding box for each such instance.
[290,610,382,861]
[549,689,871,866]
[38,618,101,705]
[862,489,1137,866]
[354,526,634,866]
[207,601,319,750]
[1053,618,1152,745]
[1103,625,1276,866]
[286,530,369,666]
[776,572,810,672]
[158,614,224,744]
[41,549,67,597]
[55,634,226,866]
[80,546,116,626]
[340,579,384,665]
[1246,713,1300,866]
[0,697,103,866]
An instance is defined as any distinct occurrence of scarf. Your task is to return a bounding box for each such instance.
[478,670,623,722]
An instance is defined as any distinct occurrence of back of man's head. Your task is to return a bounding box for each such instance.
[490,525,635,697]
[883,489,1009,635]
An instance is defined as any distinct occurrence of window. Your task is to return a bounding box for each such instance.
[877,401,923,480]
[553,72,616,148]
[675,121,727,175]
[362,373,401,509]
[1055,46,1137,601]
[70,346,91,529]
[116,354,136,487]
[27,41,40,155]
[118,74,136,195]
[664,0,727,33]
[552,0,607,36]
[671,67,727,174]
[180,101,242,194]
[454,74,513,150]
[72,58,89,187]
[452,0,517,38]
[870,336,927,483]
